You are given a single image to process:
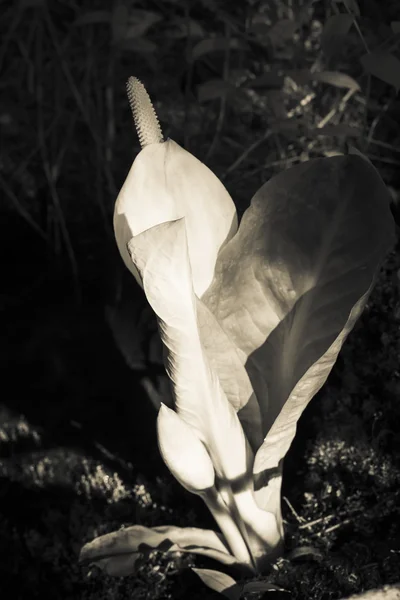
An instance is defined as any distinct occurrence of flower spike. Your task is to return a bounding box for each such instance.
[126,76,164,148]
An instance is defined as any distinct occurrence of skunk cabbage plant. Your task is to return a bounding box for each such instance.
[80,77,395,597]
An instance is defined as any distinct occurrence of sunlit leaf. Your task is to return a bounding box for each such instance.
[191,568,241,599]
[311,70,360,91]
[287,545,324,562]
[157,403,216,493]
[196,298,263,452]
[286,69,360,91]
[201,155,395,515]
[360,51,400,90]
[80,525,240,576]
[127,219,251,485]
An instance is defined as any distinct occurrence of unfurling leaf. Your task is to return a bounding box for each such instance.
[127,219,251,486]
[157,403,216,493]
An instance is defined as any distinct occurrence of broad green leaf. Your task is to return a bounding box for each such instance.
[360,51,400,90]
[201,155,395,510]
[127,219,251,485]
[80,525,240,576]
[191,568,241,599]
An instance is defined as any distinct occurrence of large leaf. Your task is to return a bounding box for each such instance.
[80,525,241,576]
[201,155,395,508]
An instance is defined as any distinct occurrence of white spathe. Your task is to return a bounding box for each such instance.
[113,139,238,298]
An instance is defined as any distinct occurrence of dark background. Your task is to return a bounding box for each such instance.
[1,1,400,598]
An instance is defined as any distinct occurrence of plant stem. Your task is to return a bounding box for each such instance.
[200,487,256,572]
